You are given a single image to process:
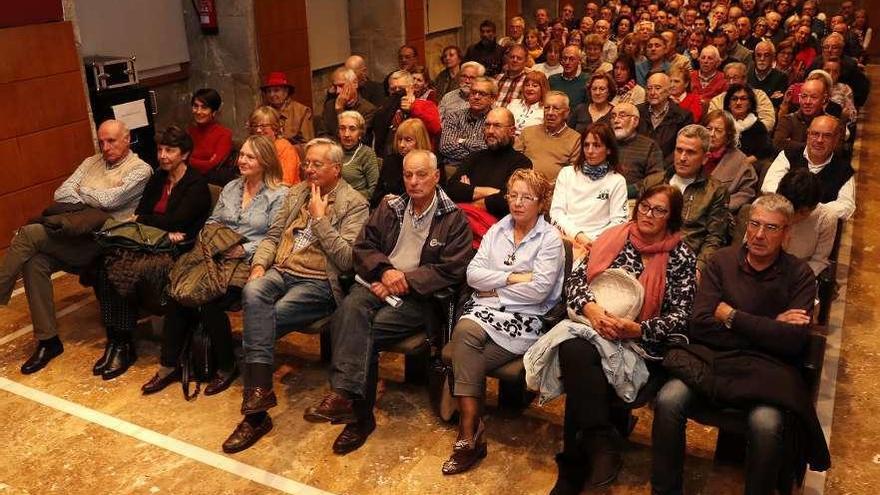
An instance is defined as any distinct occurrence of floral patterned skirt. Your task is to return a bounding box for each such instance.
[460,298,545,355]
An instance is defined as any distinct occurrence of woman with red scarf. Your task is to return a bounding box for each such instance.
[550,184,697,494]
[702,110,758,215]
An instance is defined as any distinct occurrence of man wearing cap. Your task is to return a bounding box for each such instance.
[261,71,314,143]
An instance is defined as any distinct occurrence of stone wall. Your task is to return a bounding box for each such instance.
[462,0,506,49]
[521,0,558,28]
[348,0,406,85]
[150,0,260,143]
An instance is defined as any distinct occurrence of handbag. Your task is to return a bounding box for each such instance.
[94,219,174,253]
[180,318,216,401]
[168,225,246,307]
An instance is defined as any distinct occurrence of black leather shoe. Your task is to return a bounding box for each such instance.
[240,387,277,415]
[101,341,137,380]
[441,419,488,475]
[92,342,114,376]
[549,451,588,495]
[332,418,376,455]
[141,369,181,395]
[21,341,63,375]
[222,415,273,454]
[204,367,239,396]
[585,429,623,488]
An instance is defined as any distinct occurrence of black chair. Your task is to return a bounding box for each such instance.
[816,219,845,325]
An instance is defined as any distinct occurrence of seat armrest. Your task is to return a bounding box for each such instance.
[338,272,355,294]
[432,286,460,347]
[801,330,826,403]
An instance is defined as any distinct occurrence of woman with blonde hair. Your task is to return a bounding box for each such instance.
[370,118,433,208]
[248,106,301,185]
[141,134,288,396]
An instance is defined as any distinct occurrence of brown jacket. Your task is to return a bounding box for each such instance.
[278,99,315,143]
[252,180,369,304]
[355,187,473,296]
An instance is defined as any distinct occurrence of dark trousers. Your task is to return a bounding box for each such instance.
[160,287,242,371]
[559,338,615,453]
[328,285,430,420]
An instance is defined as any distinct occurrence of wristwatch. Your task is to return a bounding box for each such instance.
[723,309,737,329]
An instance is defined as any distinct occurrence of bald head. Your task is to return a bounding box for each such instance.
[484,107,515,149]
[646,73,671,108]
[345,55,369,82]
[97,119,131,164]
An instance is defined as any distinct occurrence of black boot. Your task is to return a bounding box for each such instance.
[101,334,137,380]
[92,328,115,376]
[583,427,623,488]
[549,450,588,495]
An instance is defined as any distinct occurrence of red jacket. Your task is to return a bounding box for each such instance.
[691,71,727,106]
[677,91,703,123]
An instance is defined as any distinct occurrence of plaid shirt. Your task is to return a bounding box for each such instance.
[495,70,528,107]
[439,108,489,164]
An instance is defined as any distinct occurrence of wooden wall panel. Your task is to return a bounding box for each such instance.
[254,0,313,107]
[0,21,92,250]
[0,0,63,29]
[404,0,426,65]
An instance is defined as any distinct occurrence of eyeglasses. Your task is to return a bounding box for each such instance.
[747,220,784,233]
[610,113,636,121]
[483,122,511,129]
[469,90,492,98]
[505,193,539,204]
[807,130,836,140]
[637,202,670,218]
[303,160,329,170]
[729,95,750,102]
[247,123,274,131]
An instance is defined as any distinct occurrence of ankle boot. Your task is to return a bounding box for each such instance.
[92,328,115,376]
[101,333,137,380]
[549,450,589,495]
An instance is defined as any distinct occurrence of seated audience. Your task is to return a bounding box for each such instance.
[570,72,616,134]
[668,66,702,124]
[708,62,776,131]
[498,16,526,48]
[702,110,758,214]
[247,106,301,185]
[611,103,664,198]
[433,46,463,99]
[92,126,211,380]
[495,44,530,107]
[637,72,695,166]
[643,125,729,274]
[188,88,233,177]
[465,20,505,76]
[610,55,646,106]
[507,71,548,135]
[524,28,544,64]
[550,123,628,255]
[763,115,855,220]
[221,138,369,453]
[549,46,590,112]
[304,150,472,455]
[691,46,727,106]
[383,45,419,95]
[337,111,379,200]
[823,59,858,125]
[372,118,434,208]
[439,62,485,122]
[344,55,386,107]
[447,108,532,245]
[723,84,777,161]
[652,193,830,495]
[545,184,696,493]
[373,70,441,159]
[142,134,288,395]
[0,120,151,374]
[260,71,314,143]
[777,168,839,276]
[439,77,497,177]
[515,91,582,182]
[444,169,564,475]
[748,41,789,108]
[582,34,614,77]
[533,40,564,78]
[317,67,378,140]
[411,66,438,103]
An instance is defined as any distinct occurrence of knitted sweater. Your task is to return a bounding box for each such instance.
[187,121,233,175]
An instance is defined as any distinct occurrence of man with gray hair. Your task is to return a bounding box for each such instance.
[748,41,789,109]
[643,125,729,274]
[222,137,370,454]
[549,45,589,112]
[372,70,441,159]
[611,103,665,198]
[317,66,377,139]
[515,90,581,181]
[637,72,694,166]
[652,192,828,495]
[439,61,485,122]
[0,119,152,374]
[440,77,498,177]
[304,149,472,455]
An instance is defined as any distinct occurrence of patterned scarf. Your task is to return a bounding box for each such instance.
[617,79,636,97]
[581,161,610,180]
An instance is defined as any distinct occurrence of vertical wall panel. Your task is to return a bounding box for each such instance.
[254,0,313,107]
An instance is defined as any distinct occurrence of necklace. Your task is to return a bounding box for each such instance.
[342,143,363,168]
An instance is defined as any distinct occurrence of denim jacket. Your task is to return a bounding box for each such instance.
[207,178,288,260]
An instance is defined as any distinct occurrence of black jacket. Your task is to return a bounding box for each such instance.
[637,102,694,167]
[445,145,532,219]
[135,165,211,240]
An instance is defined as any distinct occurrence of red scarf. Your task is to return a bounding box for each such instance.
[586,222,682,322]
[703,147,726,176]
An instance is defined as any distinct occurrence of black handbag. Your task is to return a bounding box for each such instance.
[180,318,216,401]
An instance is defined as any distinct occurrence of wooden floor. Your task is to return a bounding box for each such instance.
[0,68,878,495]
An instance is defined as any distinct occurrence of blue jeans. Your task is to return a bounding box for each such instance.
[651,378,784,495]
[328,285,430,418]
[241,268,335,366]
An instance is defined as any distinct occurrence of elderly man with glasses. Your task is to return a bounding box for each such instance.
[515,91,582,182]
[611,103,665,198]
[762,115,855,220]
[439,77,498,178]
